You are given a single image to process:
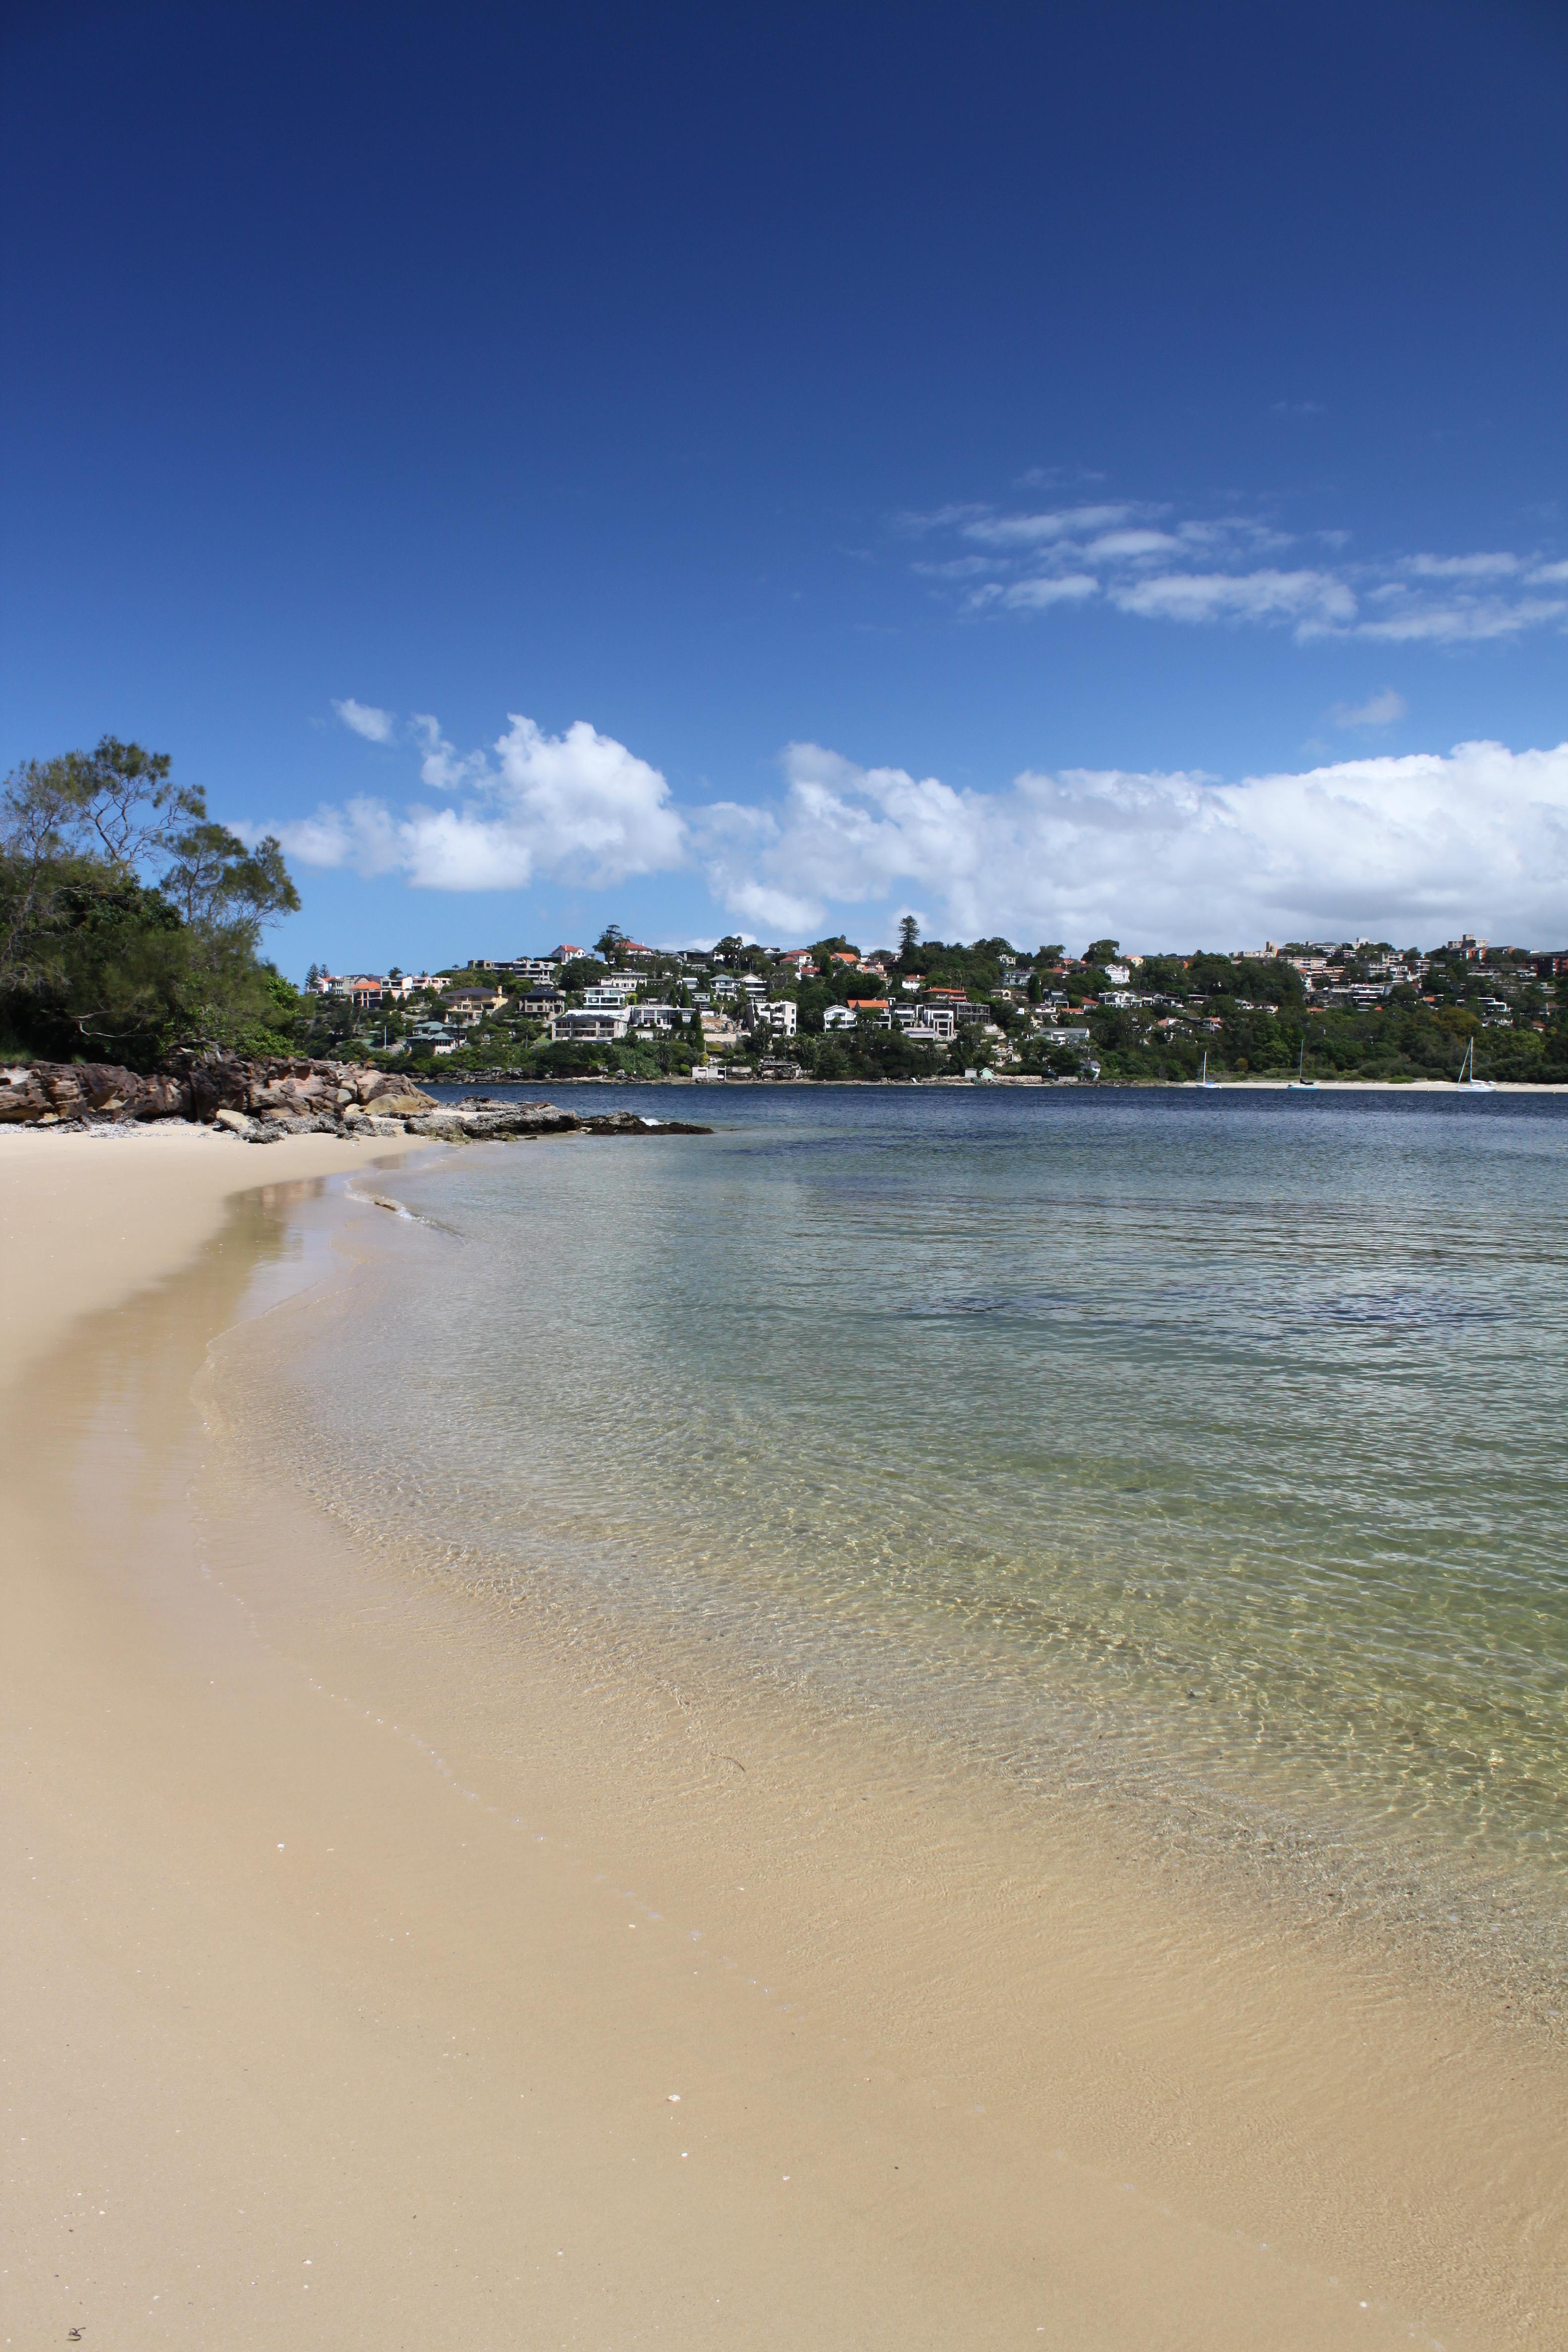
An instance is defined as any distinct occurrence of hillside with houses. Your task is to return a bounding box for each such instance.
[295,923,1568,1086]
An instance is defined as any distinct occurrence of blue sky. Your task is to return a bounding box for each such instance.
[4,0,1567,967]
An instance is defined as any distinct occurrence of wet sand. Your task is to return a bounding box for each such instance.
[3,1129,1565,2349]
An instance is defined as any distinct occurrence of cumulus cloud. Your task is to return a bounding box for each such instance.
[277,711,686,891]
[699,737,1568,949]
[1330,687,1407,729]
[410,714,490,791]
[284,696,1568,951]
[270,795,407,877]
[332,697,396,743]
[907,492,1568,646]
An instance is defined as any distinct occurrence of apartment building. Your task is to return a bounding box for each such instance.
[551,1008,629,1041]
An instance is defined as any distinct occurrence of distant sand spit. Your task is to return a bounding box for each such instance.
[2,1129,1564,2349]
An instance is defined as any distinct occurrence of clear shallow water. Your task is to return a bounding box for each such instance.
[254,1087,1568,1964]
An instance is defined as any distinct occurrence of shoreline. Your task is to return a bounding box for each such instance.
[5,1136,1566,2346]
[422,1069,1568,1091]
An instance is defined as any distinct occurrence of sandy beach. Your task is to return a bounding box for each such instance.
[4,1126,1566,2350]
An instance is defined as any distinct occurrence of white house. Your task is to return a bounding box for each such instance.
[752,999,798,1037]
[551,1009,630,1041]
[894,1003,956,1039]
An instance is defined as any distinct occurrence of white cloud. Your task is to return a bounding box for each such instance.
[701,736,1568,950]
[272,795,407,877]
[332,697,396,743]
[1084,529,1181,560]
[410,714,490,791]
[961,503,1141,548]
[1405,552,1520,579]
[1111,569,1357,630]
[1330,687,1407,729]
[993,574,1101,610]
[278,712,686,892]
[1356,592,1568,644]
[284,699,1568,953]
[906,495,1568,646]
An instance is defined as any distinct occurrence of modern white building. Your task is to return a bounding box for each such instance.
[752,999,798,1037]
[550,1008,630,1041]
[893,1003,956,1039]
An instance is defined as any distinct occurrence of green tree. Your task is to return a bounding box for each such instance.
[0,737,302,1065]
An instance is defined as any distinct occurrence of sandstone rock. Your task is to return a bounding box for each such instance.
[404,1113,477,1141]
[160,1049,438,1126]
[0,1061,192,1123]
[0,1056,711,1147]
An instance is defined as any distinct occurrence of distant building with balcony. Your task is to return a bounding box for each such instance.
[444,985,508,1025]
[550,1008,629,1042]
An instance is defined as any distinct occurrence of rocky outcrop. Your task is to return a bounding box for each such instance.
[405,1097,710,1143]
[1,1060,188,1125]
[0,1053,436,1136]
[0,1060,711,1145]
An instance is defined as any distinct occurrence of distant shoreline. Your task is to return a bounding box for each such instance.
[429,1069,1568,1094]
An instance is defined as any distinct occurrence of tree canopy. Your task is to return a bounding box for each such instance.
[1,737,300,1065]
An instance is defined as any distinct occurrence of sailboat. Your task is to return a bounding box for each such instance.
[1456,1038,1494,1091]
[1287,1035,1318,1089]
[1196,1049,1221,1088]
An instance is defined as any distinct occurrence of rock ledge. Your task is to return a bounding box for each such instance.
[0,1057,710,1144]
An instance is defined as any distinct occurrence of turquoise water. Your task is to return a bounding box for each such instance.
[257,1086,1568,1965]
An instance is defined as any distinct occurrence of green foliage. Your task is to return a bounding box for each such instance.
[793,965,890,1029]
[556,957,609,992]
[790,1027,941,1081]
[0,737,302,1067]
